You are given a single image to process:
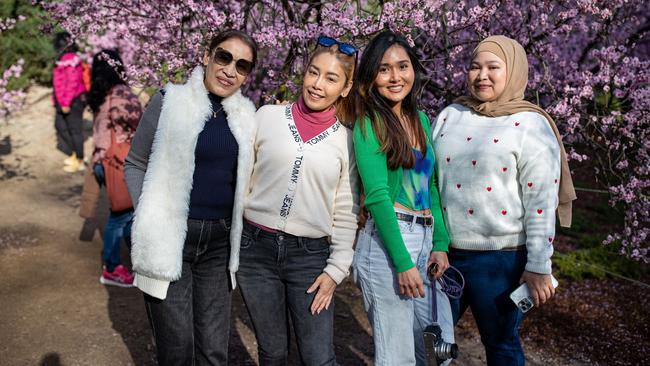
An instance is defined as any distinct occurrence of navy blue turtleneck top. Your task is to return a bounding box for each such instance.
[188,93,239,219]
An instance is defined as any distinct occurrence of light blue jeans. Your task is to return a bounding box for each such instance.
[353,210,455,366]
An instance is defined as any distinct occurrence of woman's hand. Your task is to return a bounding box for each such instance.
[427,251,449,279]
[61,106,71,114]
[520,271,555,307]
[307,273,337,315]
[397,267,425,298]
[93,162,105,186]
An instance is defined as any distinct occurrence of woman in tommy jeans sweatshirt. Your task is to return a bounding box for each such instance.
[52,32,88,172]
[236,37,359,365]
[431,35,577,366]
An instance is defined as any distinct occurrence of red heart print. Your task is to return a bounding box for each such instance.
[456,184,462,189]
[501,210,507,215]
[468,209,474,215]
[515,122,520,126]
[502,167,508,172]
[440,133,445,137]
[443,207,447,212]
[537,209,543,214]
[446,156,450,163]
[548,237,554,243]
[472,160,477,166]
[554,179,558,184]
[528,182,533,188]
[486,186,492,192]
[467,137,472,141]
[493,138,499,143]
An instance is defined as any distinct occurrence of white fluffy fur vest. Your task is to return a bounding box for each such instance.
[131,66,255,287]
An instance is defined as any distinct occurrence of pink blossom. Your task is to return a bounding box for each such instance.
[26,0,650,261]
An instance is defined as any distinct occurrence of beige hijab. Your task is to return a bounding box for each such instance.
[455,35,577,227]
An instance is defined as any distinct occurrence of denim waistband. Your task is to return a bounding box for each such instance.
[187,217,231,231]
[243,220,327,243]
[450,245,526,253]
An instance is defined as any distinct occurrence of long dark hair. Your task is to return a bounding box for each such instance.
[354,30,426,169]
[87,49,126,114]
[53,31,78,57]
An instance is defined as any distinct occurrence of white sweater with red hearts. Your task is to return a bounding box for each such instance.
[431,104,560,274]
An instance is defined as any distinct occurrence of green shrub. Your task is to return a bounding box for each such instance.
[554,238,648,281]
[1,0,57,87]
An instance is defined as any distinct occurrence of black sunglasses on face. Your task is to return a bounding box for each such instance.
[317,36,358,56]
[212,48,254,76]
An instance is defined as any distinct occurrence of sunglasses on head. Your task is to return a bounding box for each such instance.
[317,36,358,56]
[212,48,254,76]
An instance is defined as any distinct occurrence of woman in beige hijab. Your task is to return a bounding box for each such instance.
[431,35,576,366]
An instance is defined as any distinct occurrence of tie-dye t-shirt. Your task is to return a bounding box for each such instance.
[396,144,435,210]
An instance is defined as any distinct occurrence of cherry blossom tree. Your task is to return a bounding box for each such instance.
[0,59,26,119]
[42,0,649,260]
[0,14,26,119]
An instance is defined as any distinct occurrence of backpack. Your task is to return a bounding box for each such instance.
[103,129,133,211]
[102,94,133,211]
[81,61,91,91]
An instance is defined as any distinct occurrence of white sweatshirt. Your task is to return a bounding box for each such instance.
[431,104,560,274]
[244,104,360,284]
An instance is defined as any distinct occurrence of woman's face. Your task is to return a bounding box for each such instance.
[468,51,507,102]
[203,37,254,97]
[373,45,415,107]
[302,52,352,111]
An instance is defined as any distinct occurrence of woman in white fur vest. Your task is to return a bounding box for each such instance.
[124,30,258,366]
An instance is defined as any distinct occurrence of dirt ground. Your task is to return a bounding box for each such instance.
[0,86,594,365]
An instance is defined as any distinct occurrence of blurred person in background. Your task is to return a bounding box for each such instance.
[87,49,142,287]
[52,31,89,173]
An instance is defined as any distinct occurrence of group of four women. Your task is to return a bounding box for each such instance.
[124,28,574,366]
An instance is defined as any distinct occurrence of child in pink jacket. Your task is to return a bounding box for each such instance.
[53,32,88,172]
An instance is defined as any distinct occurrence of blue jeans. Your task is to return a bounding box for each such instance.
[353,210,455,366]
[236,221,337,366]
[144,218,232,366]
[102,209,134,272]
[448,248,527,366]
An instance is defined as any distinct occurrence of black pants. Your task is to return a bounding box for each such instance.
[236,221,337,366]
[144,218,232,366]
[54,95,85,159]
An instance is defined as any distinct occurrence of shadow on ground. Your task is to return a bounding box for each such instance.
[39,352,62,366]
[0,134,34,181]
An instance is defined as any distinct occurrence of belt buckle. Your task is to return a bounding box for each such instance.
[424,217,433,227]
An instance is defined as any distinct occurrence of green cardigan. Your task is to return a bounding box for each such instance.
[353,111,450,272]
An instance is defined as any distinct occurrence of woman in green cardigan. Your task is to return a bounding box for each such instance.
[351,30,455,365]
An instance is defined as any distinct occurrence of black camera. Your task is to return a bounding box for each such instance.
[423,323,458,366]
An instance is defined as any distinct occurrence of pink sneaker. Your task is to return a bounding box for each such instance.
[100,265,135,288]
